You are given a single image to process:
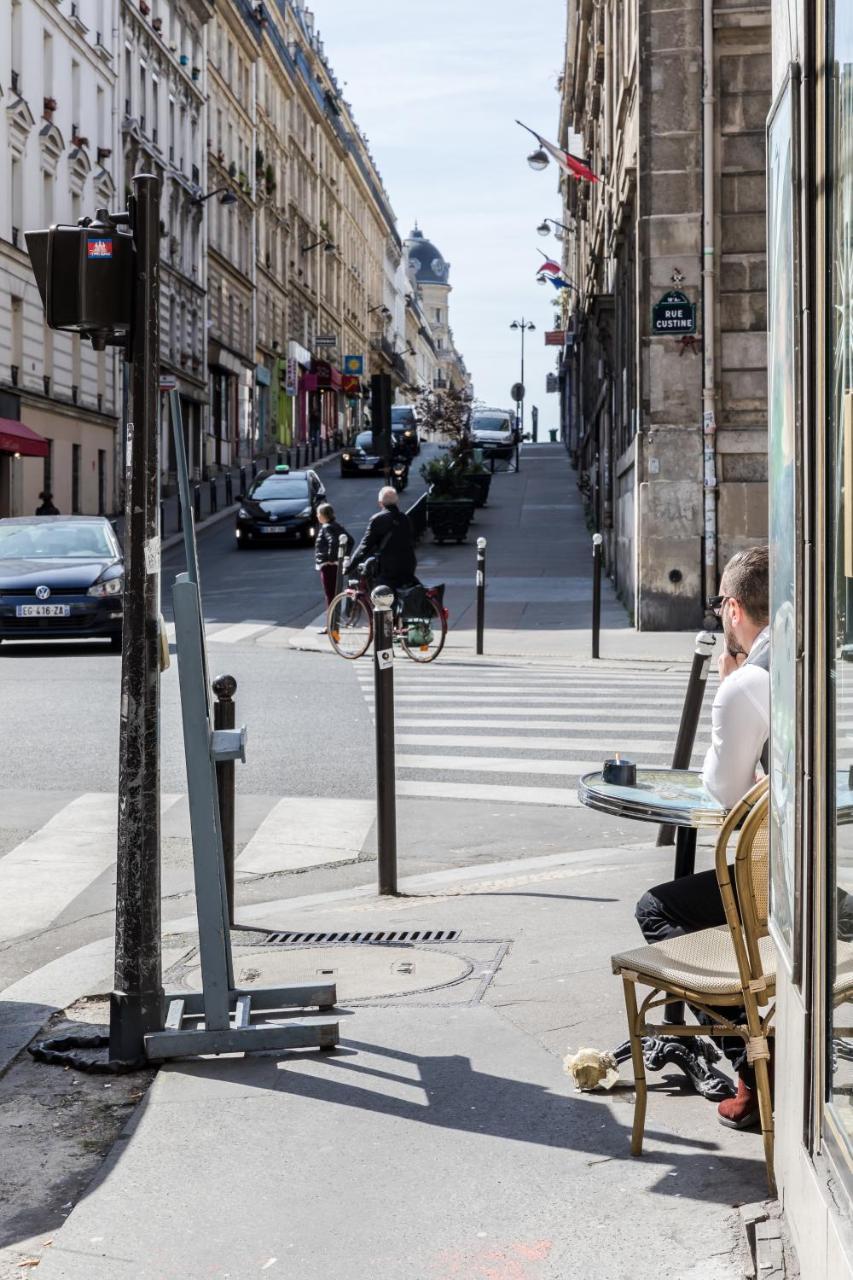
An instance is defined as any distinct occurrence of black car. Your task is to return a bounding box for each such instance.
[391,406,420,457]
[0,516,124,648]
[235,466,326,548]
[340,431,385,477]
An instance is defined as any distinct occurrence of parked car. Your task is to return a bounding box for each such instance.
[235,466,325,548]
[470,410,516,459]
[391,405,420,456]
[0,516,124,648]
[340,431,386,477]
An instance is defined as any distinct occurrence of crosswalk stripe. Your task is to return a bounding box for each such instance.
[396,755,603,776]
[207,621,275,644]
[394,720,696,737]
[237,797,375,874]
[0,793,181,944]
[396,780,579,806]
[362,702,709,723]
[395,732,697,753]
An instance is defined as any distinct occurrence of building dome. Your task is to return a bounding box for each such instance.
[405,226,450,285]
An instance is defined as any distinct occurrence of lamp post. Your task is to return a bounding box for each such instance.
[191,186,238,206]
[509,318,535,437]
[537,217,572,240]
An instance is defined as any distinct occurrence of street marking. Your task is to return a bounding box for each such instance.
[361,699,708,720]
[237,796,375,874]
[207,621,276,644]
[0,792,181,944]
[395,732,698,753]
[395,754,601,776]
[395,780,579,806]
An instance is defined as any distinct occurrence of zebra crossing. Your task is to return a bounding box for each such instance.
[163,618,300,647]
[354,658,716,808]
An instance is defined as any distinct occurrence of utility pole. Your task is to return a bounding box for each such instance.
[110,173,163,1062]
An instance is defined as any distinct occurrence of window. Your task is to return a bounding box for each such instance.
[71,444,81,513]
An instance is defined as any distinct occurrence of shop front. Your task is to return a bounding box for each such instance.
[298,359,342,446]
[770,2,853,1274]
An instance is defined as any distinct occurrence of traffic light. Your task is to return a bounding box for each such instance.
[26,221,135,349]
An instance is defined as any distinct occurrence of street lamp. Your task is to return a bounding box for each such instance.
[537,217,572,239]
[527,148,549,171]
[302,238,336,254]
[191,186,238,206]
[509,318,535,437]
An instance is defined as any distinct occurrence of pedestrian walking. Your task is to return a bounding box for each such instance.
[314,503,353,633]
[35,491,60,515]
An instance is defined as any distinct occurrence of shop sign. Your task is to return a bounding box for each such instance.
[343,354,364,375]
[546,373,559,393]
[288,340,311,366]
[316,333,337,348]
[651,290,696,335]
[342,374,360,396]
[284,358,298,396]
[544,330,565,346]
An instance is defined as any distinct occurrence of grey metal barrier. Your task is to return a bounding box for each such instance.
[406,491,428,540]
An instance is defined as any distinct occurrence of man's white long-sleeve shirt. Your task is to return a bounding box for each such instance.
[701,627,770,809]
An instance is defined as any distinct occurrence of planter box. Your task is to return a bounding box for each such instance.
[426,497,475,544]
[459,471,491,508]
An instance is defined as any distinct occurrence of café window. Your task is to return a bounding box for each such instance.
[826,0,853,1184]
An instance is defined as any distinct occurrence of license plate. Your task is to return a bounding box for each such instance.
[16,604,71,617]
[260,526,286,534]
[359,461,377,469]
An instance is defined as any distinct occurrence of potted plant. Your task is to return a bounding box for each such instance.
[420,456,475,544]
[415,383,491,515]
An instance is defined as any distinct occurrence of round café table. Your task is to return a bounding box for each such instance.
[578,767,727,879]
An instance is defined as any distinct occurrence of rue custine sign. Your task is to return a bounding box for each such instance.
[651,290,696,335]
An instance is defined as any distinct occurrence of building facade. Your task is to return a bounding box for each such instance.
[0,0,121,517]
[560,0,771,628]
[404,226,467,393]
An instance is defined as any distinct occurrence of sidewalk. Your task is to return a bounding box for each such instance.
[290,443,704,665]
[16,838,764,1280]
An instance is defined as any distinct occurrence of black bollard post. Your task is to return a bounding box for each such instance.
[475,536,486,656]
[160,498,165,537]
[239,465,247,497]
[212,674,237,925]
[658,630,718,852]
[372,586,397,896]
[286,448,292,469]
[251,460,258,479]
[225,472,233,506]
[209,476,217,514]
[592,532,603,660]
[193,484,201,524]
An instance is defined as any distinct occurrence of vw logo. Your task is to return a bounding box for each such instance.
[35,585,51,601]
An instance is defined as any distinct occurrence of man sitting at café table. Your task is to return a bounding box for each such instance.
[634,545,770,1131]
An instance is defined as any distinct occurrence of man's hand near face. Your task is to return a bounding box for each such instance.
[718,651,746,682]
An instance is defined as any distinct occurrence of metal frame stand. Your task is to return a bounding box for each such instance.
[144,392,338,1060]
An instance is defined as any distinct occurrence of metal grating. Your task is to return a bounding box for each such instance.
[258,929,460,946]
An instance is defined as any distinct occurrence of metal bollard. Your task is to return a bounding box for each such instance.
[286,448,292,469]
[240,465,247,497]
[372,586,397,895]
[209,476,217,514]
[225,472,233,506]
[475,536,487,655]
[515,440,521,472]
[592,533,603,659]
[193,485,201,524]
[212,674,237,925]
[251,460,258,479]
[658,630,718,851]
[335,532,348,600]
[160,499,165,537]
[177,499,183,532]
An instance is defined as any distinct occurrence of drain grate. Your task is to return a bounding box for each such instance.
[258,928,461,946]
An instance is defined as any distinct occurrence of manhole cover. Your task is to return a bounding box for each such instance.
[182,945,473,1001]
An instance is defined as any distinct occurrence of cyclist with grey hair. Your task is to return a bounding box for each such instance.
[348,484,417,591]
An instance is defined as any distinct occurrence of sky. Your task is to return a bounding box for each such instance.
[307,0,568,431]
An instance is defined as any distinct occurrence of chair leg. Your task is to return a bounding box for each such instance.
[753,1053,776,1196]
[622,976,647,1156]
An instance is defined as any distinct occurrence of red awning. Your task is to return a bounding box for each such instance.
[0,419,50,459]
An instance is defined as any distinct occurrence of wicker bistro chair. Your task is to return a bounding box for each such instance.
[610,778,776,1191]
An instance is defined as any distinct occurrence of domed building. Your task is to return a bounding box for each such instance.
[404,226,469,394]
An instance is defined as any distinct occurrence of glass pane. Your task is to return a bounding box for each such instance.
[827,0,853,1164]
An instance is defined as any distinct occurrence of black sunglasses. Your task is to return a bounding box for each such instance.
[706,595,729,618]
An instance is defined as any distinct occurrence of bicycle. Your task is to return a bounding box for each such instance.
[327,575,448,662]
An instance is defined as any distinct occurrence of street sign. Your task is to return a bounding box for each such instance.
[158,375,177,391]
[544,330,565,346]
[284,357,298,396]
[344,354,364,375]
[316,333,337,347]
[651,290,696,335]
[546,373,559,392]
[510,382,525,402]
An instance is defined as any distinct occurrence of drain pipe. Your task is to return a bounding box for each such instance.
[701,0,718,603]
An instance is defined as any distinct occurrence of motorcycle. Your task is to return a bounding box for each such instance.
[390,458,409,492]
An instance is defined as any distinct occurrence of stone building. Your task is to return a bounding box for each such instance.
[405,226,468,392]
[0,0,121,517]
[119,0,212,485]
[559,0,771,628]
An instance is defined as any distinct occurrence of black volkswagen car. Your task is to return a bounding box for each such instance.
[0,516,124,648]
[235,466,326,548]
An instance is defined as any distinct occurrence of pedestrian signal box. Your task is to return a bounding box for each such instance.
[25,223,135,348]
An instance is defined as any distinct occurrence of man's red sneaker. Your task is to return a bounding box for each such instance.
[718,1076,760,1129]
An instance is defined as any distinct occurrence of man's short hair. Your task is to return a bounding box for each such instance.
[722,546,769,624]
[378,486,399,507]
[317,503,335,522]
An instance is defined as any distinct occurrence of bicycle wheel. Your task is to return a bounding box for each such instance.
[399,596,446,663]
[327,592,372,659]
